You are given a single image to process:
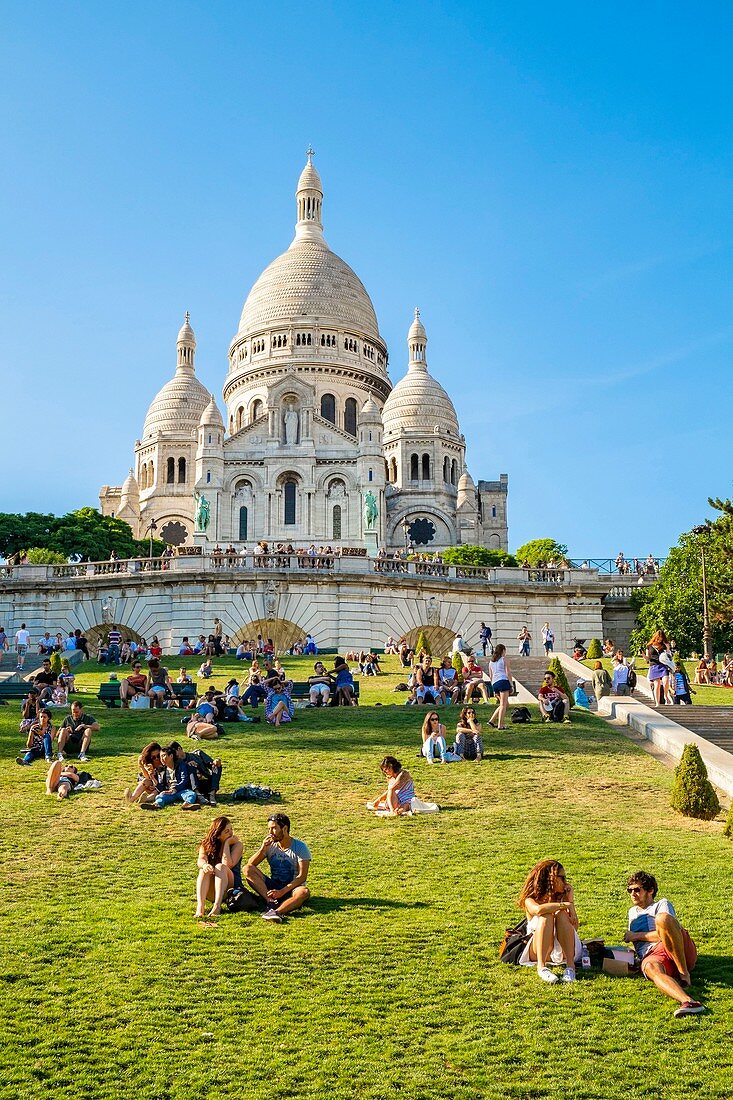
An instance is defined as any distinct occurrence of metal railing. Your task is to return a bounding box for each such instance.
[566,557,666,576]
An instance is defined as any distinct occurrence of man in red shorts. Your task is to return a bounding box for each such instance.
[623,870,706,1017]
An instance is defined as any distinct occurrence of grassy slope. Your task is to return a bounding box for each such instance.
[1,657,732,1099]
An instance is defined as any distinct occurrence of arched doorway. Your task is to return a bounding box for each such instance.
[401,625,456,659]
[232,617,308,654]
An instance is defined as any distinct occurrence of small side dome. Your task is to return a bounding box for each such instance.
[457,470,475,492]
[199,394,224,428]
[120,468,139,500]
[360,395,382,422]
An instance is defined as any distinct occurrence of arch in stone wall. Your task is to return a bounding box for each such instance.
[85,622,145,650]
[231,617,308,654]
[401,624,456,659]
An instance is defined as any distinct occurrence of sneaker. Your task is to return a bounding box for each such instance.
[673,1000,707,1018]
[45,755,53,763]
[180,801,201,811]
[261,908,283,923]
[563,718,572,725]
[538,967,559,984]
[208,795,217,807]
[15,756,29,766]
[561,967,576,983]
[78,753,89,762]
[57,752,65,762]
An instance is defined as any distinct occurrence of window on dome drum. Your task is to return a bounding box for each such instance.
[344,397,357,435]
[206,471,211,484]
[492,505,497,518]
[332,504,341,540]
[178,457,186,483]
[368,469,373,482]
[149,462,155,485]
[390,457,397,482]
[208,434,212,444]
[251,399,263,423]
[410,454,419,481]
[236,407,245,431]
[320,393,336,423]
[443,456,450,482]
[451,459,457,485]
[422,454,431,480]
[284,481,296,525]
[166,458,175,484]
[239,506,248,541]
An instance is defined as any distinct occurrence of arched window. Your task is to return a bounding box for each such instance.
[236,406,245,431]
[166,457,175,484]
[178,457,186,484]
[332,504,342,540]
[410,454,419,481]
[149,462,155,486]
[344,397,357,436]
[390,457,397,483]
[368,468,373,482]
[492,505,497,518]
[321,393,336,423]
[206,471,211,484]
[284,480,296,525]
[251,399,263,423]
[422,453,431,480]
[239,506,248,541]
[443,456,450,482]
[451,459,457,485]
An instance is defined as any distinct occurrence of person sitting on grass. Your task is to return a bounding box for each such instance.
[58,659,76,693]
[487,643,513,730]
[124,742,166,804]
[57,700,100,762]
[17,709,54,765]
[517,859,581,984]
[32,658,58,703]
[175,741,222,807]
[242,664,267,708]
[146,658,173,709]
[264,681,294,727]
[421,712,461,763]
[45,760,99,800]
[573,679,592,709]
[308,661,333,706]
[366,756,415,816]
[196,816,243,920]
[332,657,357,706]
[623,870,706,1017]
[454,706,484,762]
[19,689,42,733]
[152,745,198,810]
[198,656,213,678]
[438,656,461,705]
[244,813,312,924]
[693,658,708,686]
[537,671,571,724]
[119,662,148,707]
[461,654,491,705]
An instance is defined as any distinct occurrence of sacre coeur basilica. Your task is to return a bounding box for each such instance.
[99,152,509,555]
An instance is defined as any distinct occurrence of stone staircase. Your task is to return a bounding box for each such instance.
[654,706,733,755]
[475,655,552,700]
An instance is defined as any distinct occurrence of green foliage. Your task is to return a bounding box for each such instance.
[724,802,733,840]
[451,650,464,678]
[547,656,573,708]
[630,511,733,657]
[670,743,721,820]
[0,507,165,562]
[586,638,602,659]
[442,544,518,567]
[415,630,430,656]
[23,547,67,565]
[49,651,62,675]
[514,538,568,566]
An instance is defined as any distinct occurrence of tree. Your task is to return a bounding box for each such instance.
[670,744,720,820]
[630,505,733,657]
[586,639,602,659]
[442,545,517,568]
[723,803,733,840]
[415,631,430,657]
[0,508,164,562]
[515,539,568,566]
[547,656,573,709]
[24,548,67,565]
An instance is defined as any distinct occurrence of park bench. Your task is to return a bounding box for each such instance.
[97,680,360,707]
[0,682,33,704]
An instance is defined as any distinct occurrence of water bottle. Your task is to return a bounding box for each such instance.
[581,942,591,969]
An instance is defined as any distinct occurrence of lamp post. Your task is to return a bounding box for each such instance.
[146,518,158,560]
[692,524,713,661]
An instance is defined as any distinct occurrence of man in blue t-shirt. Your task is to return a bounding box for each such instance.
[245,813,311,924]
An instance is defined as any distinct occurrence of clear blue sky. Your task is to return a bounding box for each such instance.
[2,1,731,556]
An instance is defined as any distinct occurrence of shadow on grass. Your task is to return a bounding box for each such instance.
[312,896,431,914]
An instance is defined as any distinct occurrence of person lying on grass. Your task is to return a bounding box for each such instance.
[421,712,461,763]
[454,706,483,762]
[367,756,415,815]
[124,741,166,804]
[196,816,243,920]
[623,870,707,1018]
[517,859,582,983]
[244,813,311,924]
[186,713,220,740]
[16,709,54,765]
[45,760,99,800]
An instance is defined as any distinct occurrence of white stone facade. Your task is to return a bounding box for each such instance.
[100,154,508,553]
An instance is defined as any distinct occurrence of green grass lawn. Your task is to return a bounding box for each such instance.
[1,659,732,1099]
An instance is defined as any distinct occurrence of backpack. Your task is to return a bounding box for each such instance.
[224,888,261,914]
[627,667,637,690]
[231,784,281,802]
[511,706,531,723]
[499,917,531,963]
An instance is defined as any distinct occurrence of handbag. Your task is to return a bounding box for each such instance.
[130,694,150,710]
[499,917,531,964]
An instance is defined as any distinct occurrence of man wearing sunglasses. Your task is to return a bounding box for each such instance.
[623,870,706,1017]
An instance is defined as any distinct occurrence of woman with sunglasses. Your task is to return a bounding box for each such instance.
[454,706,483,762]
[517,859,582,983]
[420,712,461,763]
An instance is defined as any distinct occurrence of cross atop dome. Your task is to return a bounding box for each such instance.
[306,145,315,164]
[295,147,325,242]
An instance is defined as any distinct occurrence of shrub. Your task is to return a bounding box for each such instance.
[586,639,602,659]
[415,631,430,657]
[723,803,733,840]
[24,547,67,565]
[451,651,464,679]
[442,545,518,568]
[670,744,721,820]
[49,651,62,676]
[547,656,573,709]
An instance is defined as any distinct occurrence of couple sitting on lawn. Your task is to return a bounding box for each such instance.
[518,859,706,1018]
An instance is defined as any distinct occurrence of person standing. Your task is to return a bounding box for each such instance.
[591,661,612,702]
[213,618,223,656]
[517,626,532,657]
[487,643,513,730]
[541,622,554,656]
[15,622,31,671]
[479,622,492,657]
[0,625,8,666]
[244,813,311,923]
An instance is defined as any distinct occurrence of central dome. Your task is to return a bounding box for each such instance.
[236,152,382,345]
[237,239,381,341]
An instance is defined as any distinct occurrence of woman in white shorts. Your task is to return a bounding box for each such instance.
[517,859,582,983]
